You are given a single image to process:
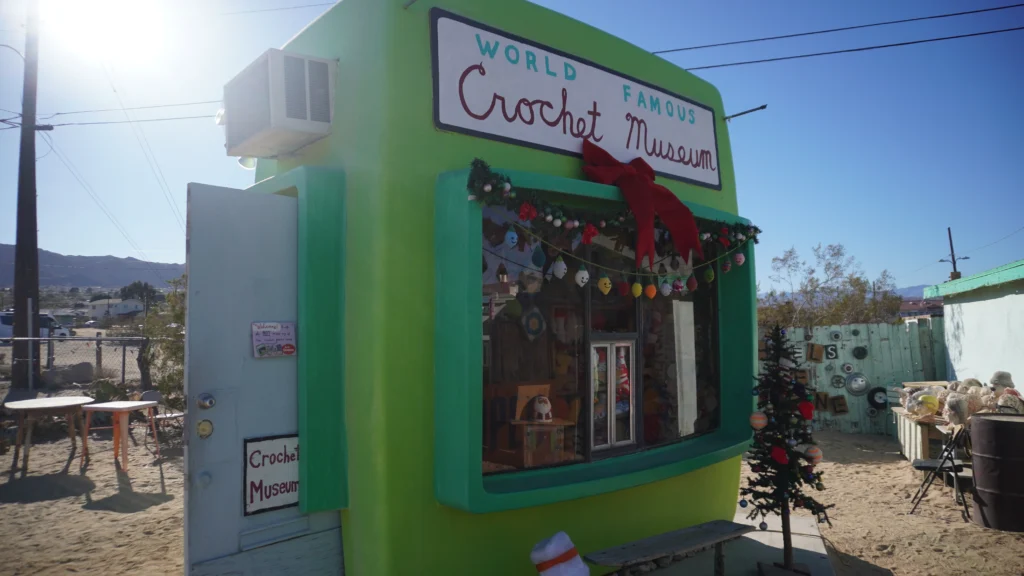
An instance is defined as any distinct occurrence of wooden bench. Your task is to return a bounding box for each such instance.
[583,519,754,575]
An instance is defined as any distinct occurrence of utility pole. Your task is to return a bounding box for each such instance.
[939,226,969,282]
[12,0,41,389]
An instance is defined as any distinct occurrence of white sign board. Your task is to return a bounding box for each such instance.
[431,9,721,189]
[251,321,297,358]
[244,434,299,515]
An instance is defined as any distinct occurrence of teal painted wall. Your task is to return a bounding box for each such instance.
[248,1,751,574]
[773,321,947,436]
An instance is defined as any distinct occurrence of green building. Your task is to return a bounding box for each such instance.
[186,1,759,574]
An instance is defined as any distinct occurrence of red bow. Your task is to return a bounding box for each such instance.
[581,140,703,270]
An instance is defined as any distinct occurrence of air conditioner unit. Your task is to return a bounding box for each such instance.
[224,48,336,158]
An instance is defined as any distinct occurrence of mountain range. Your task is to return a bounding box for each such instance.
[0,244,184,288]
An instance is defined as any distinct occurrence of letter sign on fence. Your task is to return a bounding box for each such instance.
[244,434,300,515]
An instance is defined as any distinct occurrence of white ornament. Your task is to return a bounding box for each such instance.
[503,182,512,192]
[552,258,568,279]
[483,184,492,193]
[575,267,590,287]
[553,219,562,228]
[545,214,553,222]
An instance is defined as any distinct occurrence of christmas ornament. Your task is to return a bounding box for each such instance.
[804,445,823,465]
[581,223,599,244]
[575,267,590,287]
[502,182,512,193]
[815,482,825,491]
[660,280,672,296]
[722,261,731,273]
[734,253,746,266]
[771,446,789,465]
[672,277,684,293]
[545,214,553,222]
[797,401,814,421]
[553,218,562,228]
[531,245,546,268]
[644,281,657,300]
[505,228,518,248]
[616,279,630,297]
[552,256,568,279]
[703,267,715,283]
[631,281,643,298]
[596,273,612,295]
[787,438,798,447]
[483,183,492,193]
[564,220,574,230]
[750,412,768,430]
[759,522,768,531]
[686,275,698,291]
[739,499,748,508]
[518,202,538,221]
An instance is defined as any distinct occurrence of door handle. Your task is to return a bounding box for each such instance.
[197,393,216,409]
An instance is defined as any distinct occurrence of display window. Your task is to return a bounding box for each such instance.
[481,202,721,475]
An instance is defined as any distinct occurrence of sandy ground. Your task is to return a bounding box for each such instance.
[1,423,1022,575]
[0,423,183,575]
[742,431,1024,576]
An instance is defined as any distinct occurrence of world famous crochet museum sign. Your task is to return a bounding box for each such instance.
[431,9,721,189]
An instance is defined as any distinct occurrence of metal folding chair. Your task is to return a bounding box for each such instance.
[909,426,971,522]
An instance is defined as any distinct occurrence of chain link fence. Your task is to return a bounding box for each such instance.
[0,337,147,388]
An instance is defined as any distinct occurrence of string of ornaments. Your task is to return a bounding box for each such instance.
[469,159,761,296]
[741,325,834,530]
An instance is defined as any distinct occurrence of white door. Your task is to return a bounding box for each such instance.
[184,184,343,575]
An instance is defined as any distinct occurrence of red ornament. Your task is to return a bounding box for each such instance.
[518,202,538,221]
[798,401,814,421]
[771,446,789,465]
[686,275,698,291]
[581,139,704,269]
[581,223,600,245]
[616,280,630,296]
[718,227,731,248]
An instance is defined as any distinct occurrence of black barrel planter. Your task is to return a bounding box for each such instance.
[971,413,1024,531]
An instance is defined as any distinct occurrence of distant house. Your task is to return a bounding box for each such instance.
[88,298,144,320]
[899,298,943,320]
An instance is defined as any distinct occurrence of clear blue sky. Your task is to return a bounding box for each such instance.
[2,0,1022,291]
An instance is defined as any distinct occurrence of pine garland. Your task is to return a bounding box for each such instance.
[467,158,761,265]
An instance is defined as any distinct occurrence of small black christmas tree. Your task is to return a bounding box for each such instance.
[741,326,833,575]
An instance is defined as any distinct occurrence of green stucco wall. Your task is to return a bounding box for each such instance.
[253,1,748,573]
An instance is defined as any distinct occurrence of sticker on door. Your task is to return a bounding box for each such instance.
[244,434,300,515]
[251,322,298,358]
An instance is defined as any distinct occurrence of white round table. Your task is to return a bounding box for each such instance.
[6,396,94,475]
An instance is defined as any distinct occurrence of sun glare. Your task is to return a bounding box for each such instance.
[40,0,166,66]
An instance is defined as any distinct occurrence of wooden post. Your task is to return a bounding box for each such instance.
[96,334,103,376]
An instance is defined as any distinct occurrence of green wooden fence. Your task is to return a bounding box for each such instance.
[763,318,947,435]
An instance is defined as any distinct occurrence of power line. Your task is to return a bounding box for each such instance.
[653,3,1024,54]
[0,43,24,60]
[40,133,171,286]
[100,64,186,234]
[40,99,221,119]
[685,25,1024,71]
[51,114,214,127]
[962,225,1024,256]
[218,2,334,16]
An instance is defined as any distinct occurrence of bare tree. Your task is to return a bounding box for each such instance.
[759,244,902,327]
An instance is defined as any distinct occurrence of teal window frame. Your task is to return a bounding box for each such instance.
[434,167,756,514]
